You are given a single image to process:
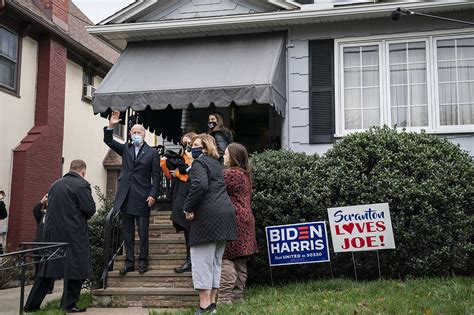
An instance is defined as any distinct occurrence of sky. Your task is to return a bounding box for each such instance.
[72,0,135,24]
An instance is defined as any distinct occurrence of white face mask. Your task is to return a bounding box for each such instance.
[223,154,230,167]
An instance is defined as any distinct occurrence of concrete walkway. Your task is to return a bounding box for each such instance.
[0,283,183,314]
[0,282,63,315]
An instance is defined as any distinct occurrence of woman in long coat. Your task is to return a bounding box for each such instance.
[218,143,258,305]
[182,134,237,315]
[161,132,196,273]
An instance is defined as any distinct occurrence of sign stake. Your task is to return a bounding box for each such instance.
[376,250,382,280]
[269,266,274,287]
[351,252,358,281]
[329,260,334,279]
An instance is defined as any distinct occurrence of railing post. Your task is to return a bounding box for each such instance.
[19,244,26,315]
[61,244,69,310]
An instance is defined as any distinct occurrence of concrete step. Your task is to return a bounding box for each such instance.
[107,270,192,288]
[93,287,199,308]
[136,224,184,240]
[115,254,188,271]
[150,211,172,225]
[134,239,187,255]
[151,211,172,217]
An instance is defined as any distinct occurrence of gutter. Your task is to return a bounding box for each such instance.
[87,1,474,36]
[7,1,117,70]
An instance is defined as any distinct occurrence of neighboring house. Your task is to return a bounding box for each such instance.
[0,0,121,249]
[88,0,473,156]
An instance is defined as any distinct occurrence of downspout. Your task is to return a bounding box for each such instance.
[283,27,292,150]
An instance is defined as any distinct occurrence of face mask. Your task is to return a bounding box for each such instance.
[191,147,203,159]
[208,121,217,129]
[131,134,142,145]
[223,155,230,167]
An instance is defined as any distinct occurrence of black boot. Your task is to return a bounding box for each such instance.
[174,258,191,273]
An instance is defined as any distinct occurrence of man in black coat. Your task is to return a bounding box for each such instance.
[24,159,96,313]
[104,111,161,275]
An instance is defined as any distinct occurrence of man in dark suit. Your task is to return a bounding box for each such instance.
[24,159,96,313]
[104,111,161,275]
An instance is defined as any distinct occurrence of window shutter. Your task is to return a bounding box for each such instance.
[309,39,335,144]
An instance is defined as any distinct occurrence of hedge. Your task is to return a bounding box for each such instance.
[249,126,473,283]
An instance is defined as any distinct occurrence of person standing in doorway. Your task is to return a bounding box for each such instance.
[24,159,96,313]
[207,113,233,162]
[104,111,161,275]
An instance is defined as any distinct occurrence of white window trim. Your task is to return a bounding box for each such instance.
[335,29,474,136]
[0,25,19,92]
[384,37,433,133]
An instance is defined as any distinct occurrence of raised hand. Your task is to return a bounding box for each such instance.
[109,111,122,128]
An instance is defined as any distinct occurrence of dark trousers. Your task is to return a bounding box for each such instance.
[184,228,191,260]
[122,212,149,268]
[24,278,84,310]
[34,261,54,293]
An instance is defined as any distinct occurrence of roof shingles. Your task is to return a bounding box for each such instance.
[13,0,119,64]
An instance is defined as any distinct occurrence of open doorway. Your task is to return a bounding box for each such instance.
[183,103,282,153]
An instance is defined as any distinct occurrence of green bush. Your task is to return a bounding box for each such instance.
[249,150,327,283]
[87,187,113,289]
[249,126,473,283]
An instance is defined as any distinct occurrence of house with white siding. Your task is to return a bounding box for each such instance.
[88,0,474,156]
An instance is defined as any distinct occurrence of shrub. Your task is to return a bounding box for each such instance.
[249,150,326,283]
[317,126,473,278]
[249,126,473,283]
[87,186,113,289]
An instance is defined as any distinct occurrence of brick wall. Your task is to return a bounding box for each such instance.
[7,35,66,249]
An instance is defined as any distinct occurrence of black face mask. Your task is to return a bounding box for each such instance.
[208,121,217,129]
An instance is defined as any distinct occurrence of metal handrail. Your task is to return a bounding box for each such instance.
[101,207,122,289]
[100,173,172,289]
[0,242,69,315]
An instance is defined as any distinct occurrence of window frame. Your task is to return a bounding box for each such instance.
[0,25,21,96]
[433,33,474,133]
[338,41,383,134]
[384,37,433,133]
[335,29,474,136]
[81,68,95,103]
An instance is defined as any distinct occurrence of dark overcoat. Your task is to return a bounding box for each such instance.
[38,172,96,280]
[169,179,189,231]
[33,202,45,242]
[0,201,7,220]
[103,128,161,217]
[182,155,237,246]
[210,129,233,160]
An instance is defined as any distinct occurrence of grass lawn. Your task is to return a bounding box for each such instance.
[172,277,473,315]
[33,277,473,314]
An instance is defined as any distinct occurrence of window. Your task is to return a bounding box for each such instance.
[436,37,474,126]
[0,26,19,91]
[389,41,429,128]
[342,45,381,130]
[337,33,474,134]
[82,69,94,102]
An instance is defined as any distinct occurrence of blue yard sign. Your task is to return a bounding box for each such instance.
[265,221,330,266]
